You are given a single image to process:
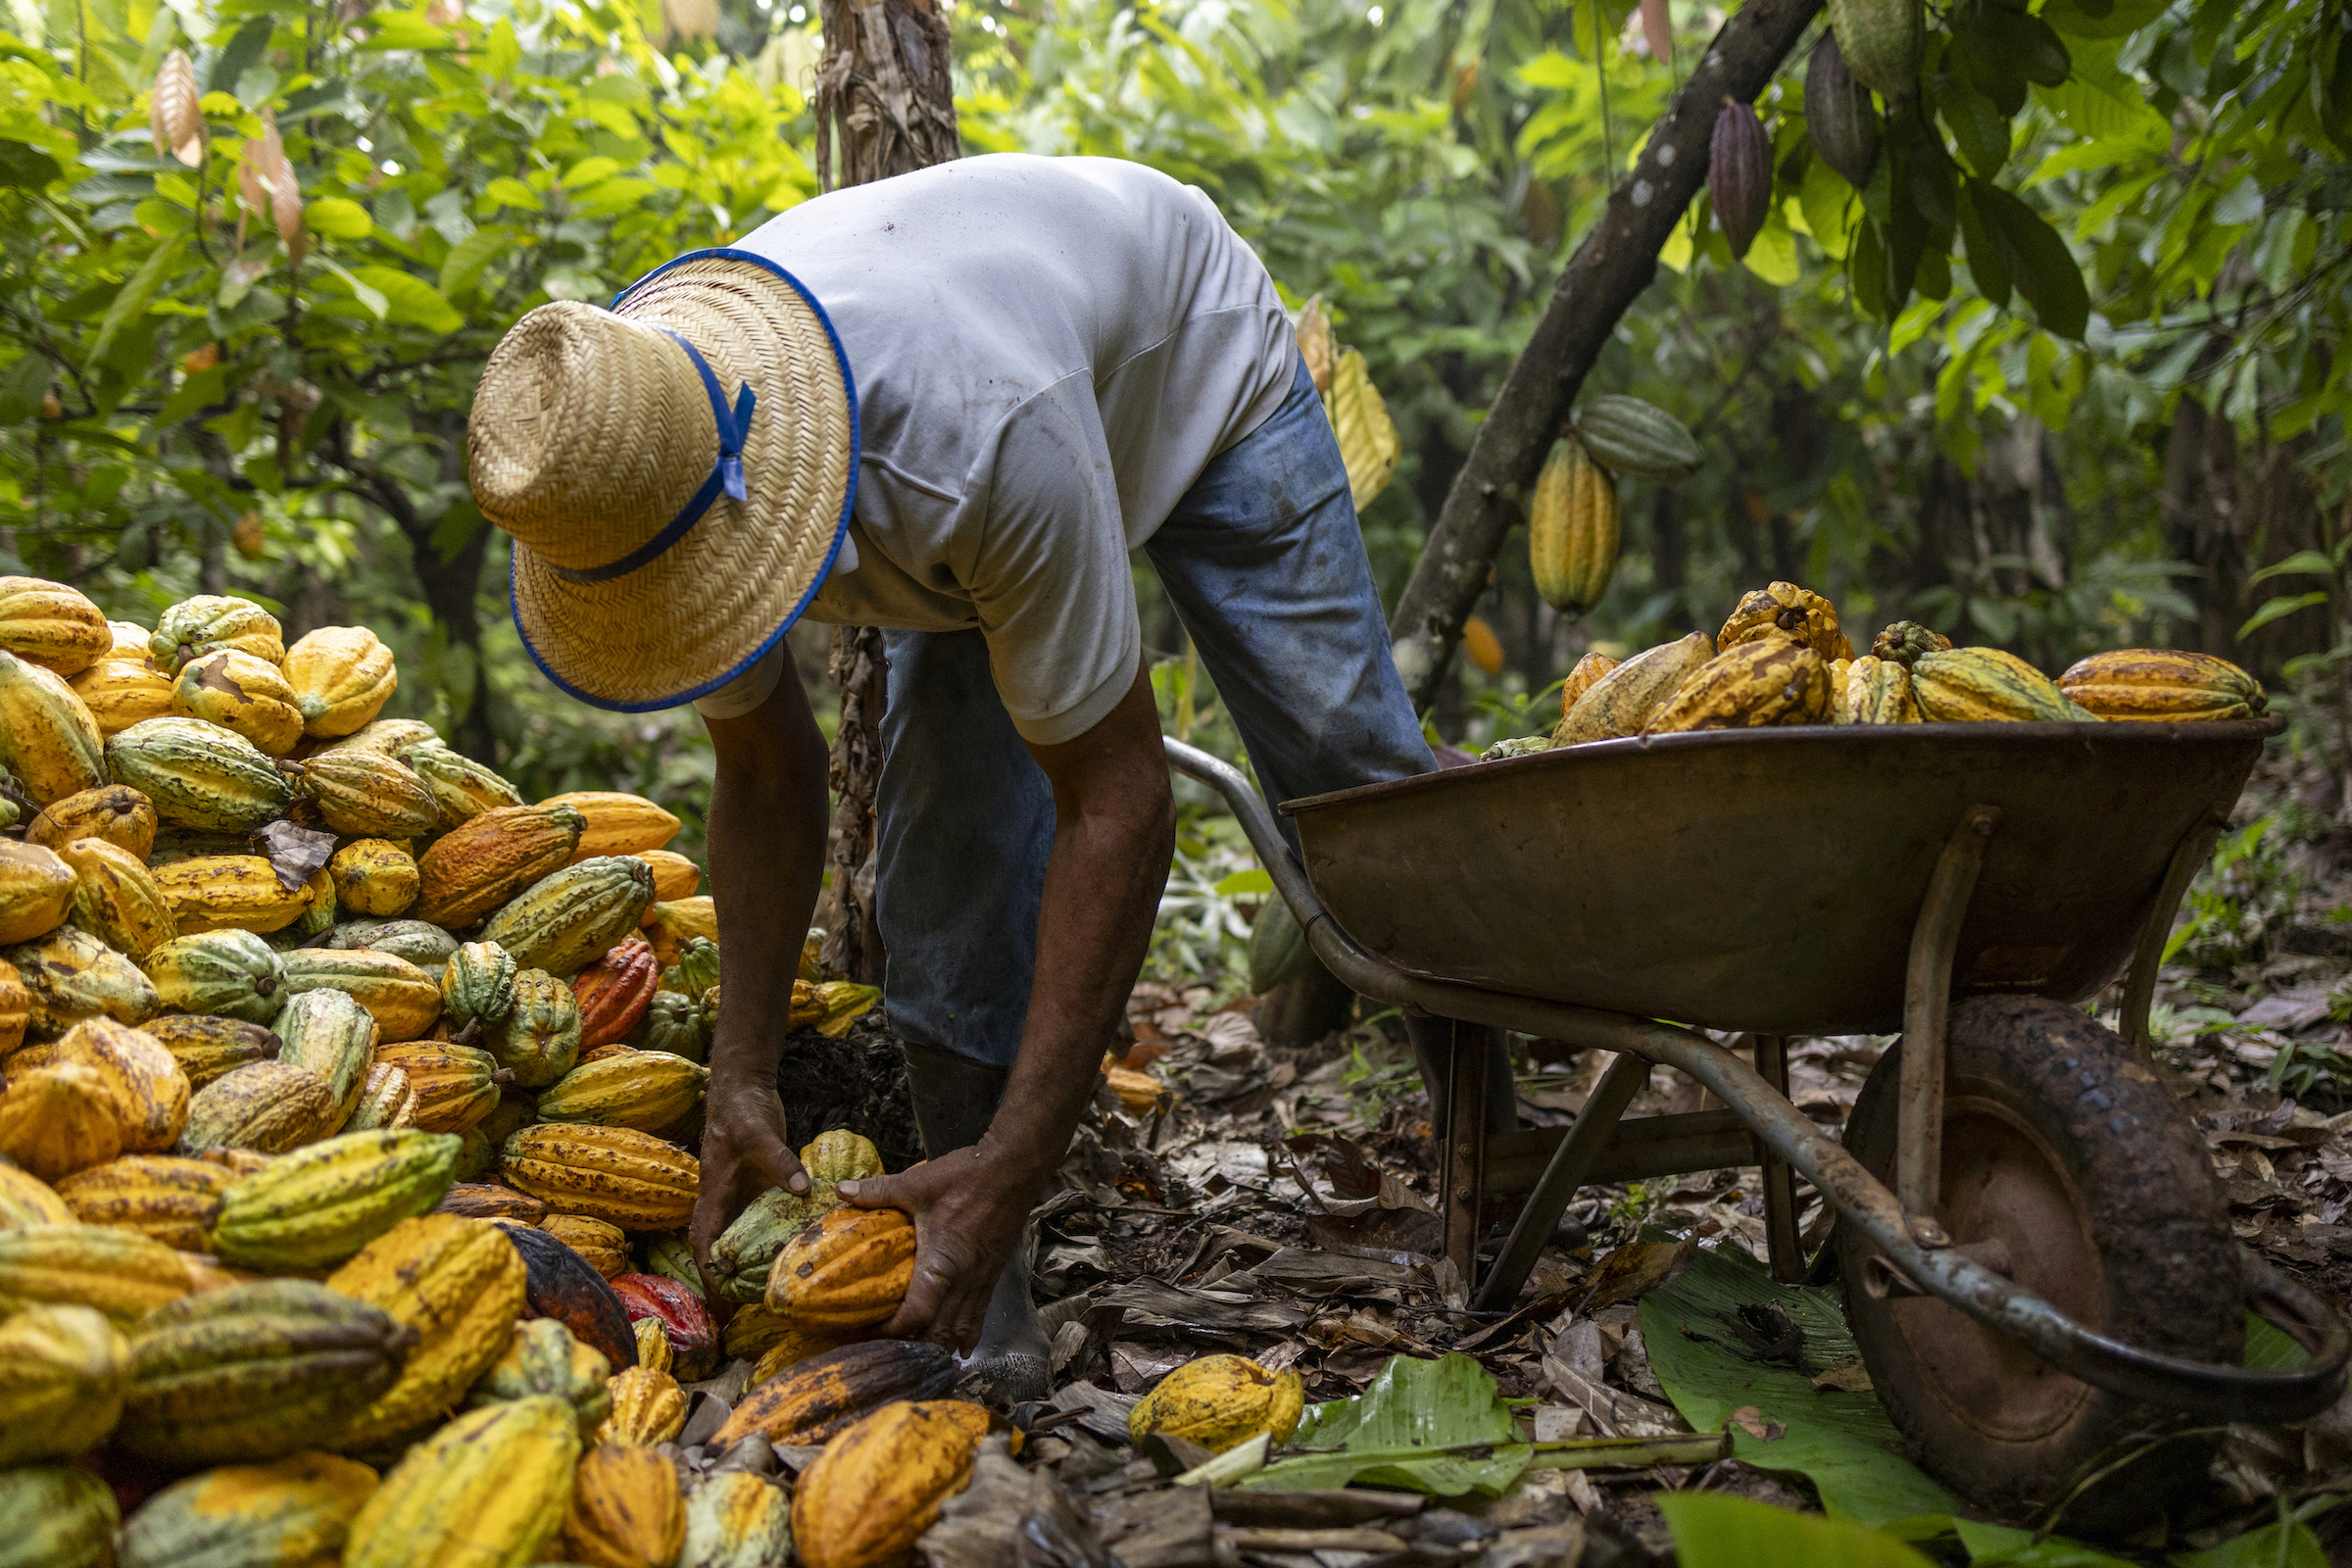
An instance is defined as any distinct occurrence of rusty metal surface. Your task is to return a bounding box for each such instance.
[1162,734,2349,1419]
[1281,721,2278,1036]
[1898,806,1999,1221]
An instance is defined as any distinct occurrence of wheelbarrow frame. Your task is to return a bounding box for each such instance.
[1163,733,2349,1423]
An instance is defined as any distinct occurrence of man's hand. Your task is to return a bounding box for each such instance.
[686,663,831,1306]
[838,1153,1034,1352]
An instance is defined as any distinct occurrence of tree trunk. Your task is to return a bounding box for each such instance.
[810,0,959,984]
[1385,0,1824,707]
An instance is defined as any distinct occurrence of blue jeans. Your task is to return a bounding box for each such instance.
[873,361,1433,1067]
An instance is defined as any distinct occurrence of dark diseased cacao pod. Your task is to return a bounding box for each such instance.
[1709,100,1773,262]
[1805,30,1881,189]
[502,1221,638,1374]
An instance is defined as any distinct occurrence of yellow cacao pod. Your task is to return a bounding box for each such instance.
[179,1060,338,1154]
[1528,437,1621,612]
[373,1040,504,1135]
[14,1017,190,1152]
[280,625,399,738]
[535,1212,629,1278]
[315,716,440,758]
[792,1399,986,1568]
[643,896,716,966]
[543,791,682,862]
[151,595,284,672]
[401,743,524,829]
[6,922,162,1034]
[0,1062,124,1180]
[1128,1352,1305,1453]
[0,649,108,806]
[342,1395,578,1568]
[766,1204,914,1331]
[632,1314,672,1372]
[172,649,304,757]
[59,835,175,960]
[1719,581,1848,662]
[56,1154,230,1250]
[0,838,77,946]
[0,1161,76,1228]
[298,750,440,839]
[26,784,159,861]
[151,855,317,937]
[633,849,701,903]
[0,1302,131,1465]
[0,957,27,1056]
[562,1441,686,1568]
[1642,633,1830,734]
[330,838,421,918]
[68,657,175,737]
[324,1212,529,1451]
[0,1220,194,1325]
[1557,650,1620,716]
[1910,647,2084,723]
[596,1364,687,1446]
[1552,632,1714,746]
[0,576,109,674]
[280,947,439,1044]
[2057,648,2266,722]
[499,1121,698,1229]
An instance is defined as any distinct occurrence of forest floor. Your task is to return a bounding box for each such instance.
[770,731,2352,1566]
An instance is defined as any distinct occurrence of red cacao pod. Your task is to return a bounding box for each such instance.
[573,936,660,1049]
[1709,100,1773,261]
[610,1271,716,1380]
[1805,31,1880,189]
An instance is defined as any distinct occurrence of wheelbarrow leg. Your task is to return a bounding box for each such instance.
[1472,1049,1649,1311]
[1439,1019,1494,1288]
[1753,1035,1807,1285]
[2117,810,2228,1065]
[1896,805,2000,1225]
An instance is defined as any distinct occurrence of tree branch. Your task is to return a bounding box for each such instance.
[1386,0,1824,710]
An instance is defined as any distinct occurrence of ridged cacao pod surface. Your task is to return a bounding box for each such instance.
[535,1210,629,1276]
[25,784,159,860]
[500,1122,698,1230]
[400,742,524,828]
[280,625,398,737]
[1838,655,1925,724]
[598,1364,687,1446]
[677,1469,792,1568]
[105,716,294,832]
[1572,394,1702,483]
[323,1212,529,1452]
[0,1062,125,1179]
[1911,647,2084,722]
[467,1314,613,1435]
[145,928,286,1021]
[536,1049,708,1132]
[180,1059,337,1153]
[411,804,586,928]
[2057,649,2266,721]
[543,791,681,860]
[0,1162,78,1228]
[501,1219,640,1373]
[115,1450,379,1568]
[372,1039,504,1134]
[0,576,110,674]
[1827,0,1924,100]
[0,838,76,947]
[118,1278,413,1463]
[491,966,583,1087]
[14,1017,187,1152]
[209,1127,460,1272]
[298,749,439,839]
[1130,1353,1306,1453]
[710,1337,958,1448]
[573,935,660,1047]
[1527,438,1620,612]
[562,1440,686,1568]
[1643,634,1831,734]
[435,1181,546,1222]
[6,922,162,1033]
[330,838,420,918]
[150,855,316,937]
[1709,100,1772,260]
[55,1153,230,1250]
[610,1270,716,1379]
[273,985,380,1123]
[171,648,304,757]
[1553,632,1713,746]
[146,1013,282,1088]
[1720,581,1848,661]
[481,856,657,978]
[69,658,175,738]
[280,947,439,1044]
[150,595,284,672]
[341,1395,578,1568]
[0,1221,194,1324]
[633,1314,673,1373]
[59,834,175,960]
[0,650,109,807]
[0,1465,120,1568]
[792,1399,988,1568]
[0,1301,131,1465]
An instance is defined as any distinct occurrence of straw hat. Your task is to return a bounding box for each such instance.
[469,253,857,711]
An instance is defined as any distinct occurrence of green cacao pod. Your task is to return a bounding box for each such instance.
[145,1013,282,1089]
[145,928,287,1022]
[1247,894,1310,998]
[150,595,285,673]
[117,1451,381,1568]
[318,716,440,758]
[1910,647,2082,722]
[443,940,517,1025]
[298,750,440,839]
[1572,395,1701,484]
[710,1185,834,1304]
[180,1059,338,1153]
[119,1278,415,1464]
[0,1301,131,1465]
[1805,30,1881,187]
[0,1466,119,1568]
[273,986,380,1126]
[330,917,460,976]
[107,716,296,832]
[1826,0,1922,100]
[400,742,524,828]
[535,1050,708,1133]
[492,969,583,1089]
[466,1315,613,1436]
[481,857,658,977]
[658,935,720,1003]
[1867,618,1952,663]
[0,650,109,808]
[210,1128,461,1272]
[1528,437,1621,613]
[629,989,708,1065]
[678,1469,792,1568]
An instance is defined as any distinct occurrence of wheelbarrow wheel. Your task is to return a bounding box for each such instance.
[1838,994,2239,1533]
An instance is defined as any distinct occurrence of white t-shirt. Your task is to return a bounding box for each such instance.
[692,154,1298,743]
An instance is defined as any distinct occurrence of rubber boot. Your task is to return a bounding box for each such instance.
[899,1041,1052,1404]
[1406,1015,1519,1136]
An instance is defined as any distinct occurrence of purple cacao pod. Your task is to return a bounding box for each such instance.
[1805,31,1881,189]
[1709,101,1773,262]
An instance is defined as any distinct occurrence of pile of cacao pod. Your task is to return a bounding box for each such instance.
[1502,578,2271,753]
[0,573,942,1568]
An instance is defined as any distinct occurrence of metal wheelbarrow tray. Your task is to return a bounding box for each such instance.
[1165,718,2349,1521]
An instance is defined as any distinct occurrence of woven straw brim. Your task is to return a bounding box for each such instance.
[500,260,853,710]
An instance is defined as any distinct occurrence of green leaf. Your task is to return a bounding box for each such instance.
[2249,551,2335,585]
[483,176,542,212]
[2243,1311,2312,1371]
[2236,592,2328,642]
[360,11,453,49]
[205,17,273,93]
[348,267,463,332]
[305,196,373,239]
[1641,1247,1955,1524]
[2166,1512,2329,1568]
[1965,179,2089,338]
[1956,184,2011,306]
[1662,1494,1937,1568]
[2038,0,2168,38]
[154,365,226,426]
[1936,74,2012,179]
[0,353,50,424]
[1240,1353,1528,1497]
[87,237,186,370]
[437,223,512,299]
[484,18,521,77]
[0,138,62,190]
[563,156,622,188]
[1212,868,1274,896]
[2210,174,2263,227]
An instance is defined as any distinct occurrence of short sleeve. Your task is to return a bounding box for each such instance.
[965,376,1142,746]
[691,643,787,721]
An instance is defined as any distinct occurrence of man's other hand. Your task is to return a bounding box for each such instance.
[836,1154,1032,1353]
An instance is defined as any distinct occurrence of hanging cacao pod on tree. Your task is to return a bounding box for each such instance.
[1527,438,1620,613]
[1827,0,1923,102]
[1805,31,1881,188]
[1709,100,1773,262]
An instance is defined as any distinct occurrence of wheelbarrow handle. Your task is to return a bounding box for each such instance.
[1163,736,1329,932]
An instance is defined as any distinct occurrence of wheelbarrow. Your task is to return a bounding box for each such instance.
[1164,717,2350,1521]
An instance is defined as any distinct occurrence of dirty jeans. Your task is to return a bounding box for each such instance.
[873,359,1434,1068]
